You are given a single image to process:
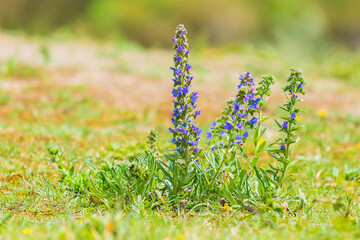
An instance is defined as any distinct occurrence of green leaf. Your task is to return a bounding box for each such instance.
[237,146,251,163]
[255,140,267,156]
[260,115,273,124]
[274,119,282,129]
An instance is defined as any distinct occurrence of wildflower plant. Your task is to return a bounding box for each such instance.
[147,128,160,158]
[48,24,308,213]
[269,68,306,188]
[168,24,201,159]
[158,24,202,199]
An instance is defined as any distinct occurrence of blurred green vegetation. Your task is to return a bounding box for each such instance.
[0,0,359,48]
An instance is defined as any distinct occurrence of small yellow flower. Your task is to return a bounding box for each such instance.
[259,138,266,145]
[317,109,327,118]
[295,115,300,121]
[177,234,186,240]
[106,221,114,233]
[223,202,231,211]
[22,228,33,235]
[357,143,360,150]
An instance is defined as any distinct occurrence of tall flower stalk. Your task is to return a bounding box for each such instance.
[167,24,201,195]
[269,68,306,188]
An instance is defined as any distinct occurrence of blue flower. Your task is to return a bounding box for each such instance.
[250,98,260,109]
[209,121,217,130]
[282,121,288,129]
[250,117,258,125]
[188,141,197,146]
[236,122,243,129]
[239,113,247,118]
[179,104,187,111]
[249,78,254,85]
[193,126,202,135]
[224,122,232,130]
[297,82,303,90]
[220,131,226,136]
[172,109,180,117]
[177,46,186,52]
[234,102,240,111]
[235,135,242,144]
[291,112,296,119]
[211,146,215,151]
[206,132,213,139]
[170,67,183,76]
[190,92,198,103]
[280,144,285,150]
[172,77,179,84]
[243,132,249,139]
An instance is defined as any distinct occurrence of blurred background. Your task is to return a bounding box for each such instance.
[0,0,359,49]
[0,0,358,176]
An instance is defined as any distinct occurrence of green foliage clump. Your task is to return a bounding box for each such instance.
[46,25,310,216]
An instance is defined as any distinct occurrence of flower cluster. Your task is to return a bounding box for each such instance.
[168,24,201,159]
[207,72,259,150]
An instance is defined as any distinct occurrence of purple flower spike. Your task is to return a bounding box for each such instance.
[169,25,201,160]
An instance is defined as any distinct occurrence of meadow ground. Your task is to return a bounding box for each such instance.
[0,33,359,239]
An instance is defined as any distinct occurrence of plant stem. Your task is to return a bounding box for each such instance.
[204,115,242,194]
[276,88,295,188]
[252,107,263,169]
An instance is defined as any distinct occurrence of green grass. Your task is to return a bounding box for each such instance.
[0,85,358,239]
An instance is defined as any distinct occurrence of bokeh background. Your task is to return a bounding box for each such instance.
[0,0,358,152]
[1,0,360,48]
[0,0,359,46]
